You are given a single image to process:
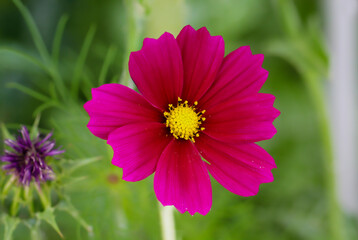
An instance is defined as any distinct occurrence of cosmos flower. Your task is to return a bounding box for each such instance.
[84,25,280,215]
[1,126,64,185]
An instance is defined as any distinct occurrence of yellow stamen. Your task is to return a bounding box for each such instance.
[164,97,206,142]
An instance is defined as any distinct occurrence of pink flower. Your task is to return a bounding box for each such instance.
[84,25,280,215]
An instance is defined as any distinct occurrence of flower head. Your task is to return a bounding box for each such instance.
[84,25,280,215]
[1,126,64,185]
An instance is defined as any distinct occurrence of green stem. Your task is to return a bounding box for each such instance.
[122,0,145,88]
[34,184,50,210]
[29,220,42,240]
[12,0,50,63]
[12,0,67,102]
[10,188,21,216]
[3,215,20,240]
[2,176,16,197]
[304,73,345,240]
[48,66,68,103]
[98,45,117,86]
[24,219,42,240]
[158,203,176,240]
[24,185,34,217]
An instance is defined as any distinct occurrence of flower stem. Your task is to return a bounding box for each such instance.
[24,185,34,217]
[29,220,42,240]
[304,73,345,240]
[158,203,176,240]
[10,187,21,216]
[2,175,16,197]
[34,183,50,210]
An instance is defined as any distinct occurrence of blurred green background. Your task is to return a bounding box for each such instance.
[0,0,357,239]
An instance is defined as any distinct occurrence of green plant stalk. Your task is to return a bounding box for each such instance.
[0,47,48,71]
[158,203,176,240]
[304,73,345,240]
[3,215,20,240]
[7,82,51,103]
[34,184,50,210]
[12,0,68,101]
[98,45,117,86]
[48,65,68,103]
[52,15,69,67]
[71,25,97,100]
[10,188,21,216]
[122,0,146,88]
[12,0,50,63]
[28,220,42,240]
[24,185,34,217]
[2,176,16,197]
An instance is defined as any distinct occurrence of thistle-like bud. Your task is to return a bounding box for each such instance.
[1,126,64,185]
[0,124,93,239]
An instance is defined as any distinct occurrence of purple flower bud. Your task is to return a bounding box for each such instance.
[1,126,64,185]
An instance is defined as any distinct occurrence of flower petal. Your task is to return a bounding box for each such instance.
[107,122,171,182]
[84,83,161,140]
[195,134,276,197]
[154,140,212,215]
[129,32,183,109]
[199,46,267,108]
[20,126,31,146]
[203,93,280,143]
[4,139,22,153]
[176,26,225,102]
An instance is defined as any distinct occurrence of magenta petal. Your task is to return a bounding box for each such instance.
[129,33,183,109]
[195,134,276,197]
[154,140,212,215]
[107,122,171,182]
[203,93,280,143]
[176,26,225,102]
[84,83,161,140]
[199,46,267,108]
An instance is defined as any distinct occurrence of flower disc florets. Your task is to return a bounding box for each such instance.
[1,126,64,185]
[164,98,206,142]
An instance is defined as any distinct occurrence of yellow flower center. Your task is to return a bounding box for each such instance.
[164,98,206,142]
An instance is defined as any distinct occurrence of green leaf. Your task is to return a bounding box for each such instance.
[110,73,121,84]
[23,219,42,240]
[12,0,50,63]
[30,114,41,139]
[2,215,20,240]
[23,186,34,217]
[1,176,16,200]
[48,82,58,100]
[81,75,95,100]
[57,199,93,233]
[52,14,69,67]
[0,47,48,72]
[33,101,62,117]
[272,0,328,80]
[98,45,118,86]
[7,82,50,102]
[306,16,329,69]
[36,207,63,238]
[276,0,302,39]
[71,25,97,99]
[12,0,67,101]
[266,38,327,80]
[10,188,21,216]
[47,67,68,102]
[1,123,13,140]
[65,156,101,174]
[61,176,88,187]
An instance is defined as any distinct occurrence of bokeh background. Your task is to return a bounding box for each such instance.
[0,0,357,239]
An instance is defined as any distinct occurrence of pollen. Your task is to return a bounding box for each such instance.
[164,98,206,142]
